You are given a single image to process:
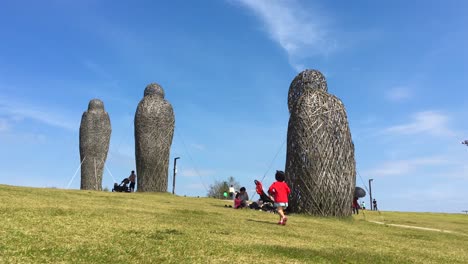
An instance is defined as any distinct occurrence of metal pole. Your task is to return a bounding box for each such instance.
[172,157,180,194]
[369,179,373,211]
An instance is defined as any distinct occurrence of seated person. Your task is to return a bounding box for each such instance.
[234,187,249,209]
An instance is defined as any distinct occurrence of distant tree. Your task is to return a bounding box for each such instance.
[227,176,241,191]
[207,176,240,199]
[207,180,228,199]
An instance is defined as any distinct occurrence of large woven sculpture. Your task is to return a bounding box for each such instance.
[79,99,111,190]
[286,70,356,217]
[134,83,175,192]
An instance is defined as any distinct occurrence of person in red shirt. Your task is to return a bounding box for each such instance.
[268,170,291,225]
[352,196,359,214]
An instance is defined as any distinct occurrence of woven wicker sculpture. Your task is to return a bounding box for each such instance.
[79,99,111,190]
[134,83,175,192]
[286,69,356,217]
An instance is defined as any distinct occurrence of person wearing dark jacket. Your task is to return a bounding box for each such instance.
[128,170,136,192]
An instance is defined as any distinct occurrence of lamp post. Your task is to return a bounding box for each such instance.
[369,179,373,211]
[172,157,180,194]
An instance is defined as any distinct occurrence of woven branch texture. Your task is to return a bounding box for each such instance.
[286,70,356,217]
[79,99,111,190]
[134,83,175,192]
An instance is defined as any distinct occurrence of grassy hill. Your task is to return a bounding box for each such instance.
[1,184,467,263]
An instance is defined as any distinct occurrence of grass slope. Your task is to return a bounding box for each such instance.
[1,184,467,263]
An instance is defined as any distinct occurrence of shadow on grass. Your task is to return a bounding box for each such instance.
[147,229,183,240]
[212,204,233,209]
[246,244,405,263]
[122,228,184,241]
[246,219,278,225]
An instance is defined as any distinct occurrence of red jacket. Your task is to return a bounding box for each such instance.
[268,181,291,203]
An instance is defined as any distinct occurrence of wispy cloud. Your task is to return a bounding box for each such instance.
[384,111,454,137]
[386,86,412,102]
[82,60,120,88]
[445,164,468,180]
[0,97,78,131]
[235,0,334,70]
[180,169,216,177]
[393,185,468,213]
[83,60,114,81]
[365,156,450,177]
[186,183,207,190]
[0,118,10,132]
[190,143,206,151]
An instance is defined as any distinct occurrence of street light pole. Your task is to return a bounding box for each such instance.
[369,179,373,211]
[172,157,180,195]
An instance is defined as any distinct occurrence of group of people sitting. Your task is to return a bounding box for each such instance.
[226,187,274,211]
[233,187,249,209]
[227,170,291,225]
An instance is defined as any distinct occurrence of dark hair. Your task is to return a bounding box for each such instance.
[275,170,285,182]
[131,170,135,174]
[240,187,246,192]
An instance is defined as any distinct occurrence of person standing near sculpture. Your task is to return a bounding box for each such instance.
[268,170,291,225]
[128,170,136,192]
[352,197,359,214]
[286,69,356,217]
[79,99,111,191]
[134,83,175,192]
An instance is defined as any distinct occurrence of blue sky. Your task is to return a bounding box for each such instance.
[0,0,467,213]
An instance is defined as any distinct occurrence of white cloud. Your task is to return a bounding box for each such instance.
[386,86,412,102]
[438,164,468,180]
[0,131,48,144]
[393,183,468,212]
[364,156,450,177]
[0,118,10,132]
[180,168,216,178]
[384,111,454,137]
[0,97,78,131]
[107,151,135,167]
[236,0,334,70]
[83,60,113,80]
[190,143,206,151]
[82,60,120,89]
[186,183,207,190]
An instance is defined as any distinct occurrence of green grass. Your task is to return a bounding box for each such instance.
[1,184,467,263]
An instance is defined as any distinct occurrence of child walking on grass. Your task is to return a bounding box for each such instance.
[268,170,291,225]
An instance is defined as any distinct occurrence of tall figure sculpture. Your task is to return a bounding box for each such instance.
[134,83,175,192]
[285,69,356,217]
[79,99,111,190]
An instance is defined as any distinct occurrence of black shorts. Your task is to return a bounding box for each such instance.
[129,182,135,189]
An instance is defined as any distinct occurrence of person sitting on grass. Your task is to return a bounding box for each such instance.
[268,170,291,225]
[234,187,249,209]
